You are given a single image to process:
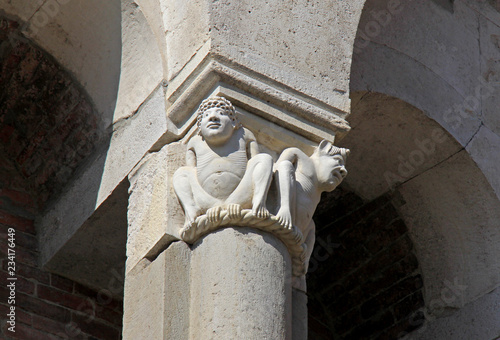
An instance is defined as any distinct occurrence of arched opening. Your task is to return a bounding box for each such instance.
[0,4,125,337]
[307,1,500,338]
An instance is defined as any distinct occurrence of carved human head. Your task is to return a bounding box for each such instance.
[313,140,349,191]
[196,97,240,144]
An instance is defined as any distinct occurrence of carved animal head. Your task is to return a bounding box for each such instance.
[312,140,349,191]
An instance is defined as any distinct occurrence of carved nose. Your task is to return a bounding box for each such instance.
[209,114,219,121]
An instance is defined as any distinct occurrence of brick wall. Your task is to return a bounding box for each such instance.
[0,203,123,340]
[0,17,102,211]
[307,187,425,340]
[0,17,121,340]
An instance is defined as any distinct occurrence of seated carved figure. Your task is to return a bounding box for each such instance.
[173,97,274,228]
[275,140,349,274]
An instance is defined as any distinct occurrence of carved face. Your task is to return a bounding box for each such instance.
[316,154,348,191]
[199,107,236,144]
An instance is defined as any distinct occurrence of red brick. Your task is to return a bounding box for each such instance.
[17,293,71,323]
[72,312,121,340]
[393,291,425,321]
[53,84,82,115]
[308,315,334,340]
[0,188,35,210]
[0,210,34,234]
[31,314,71,338]
[10,263,50,285]
[50,274,74,293]
[38,285,90,312]
[3,322,62,340]
[33,160,58,187]
[344,311,394,340]
[0,125,15,144]
[73,282,97,298]
[378,314,425,340]
[334,308,363,335]
[0,270,35,295]
[364,219,408,255]
[12,246,37,267]
[328,287,363,316]
[94,305,123,326]
[0,302,32,325]
[18,48,41,85]
[0,224,37,250]
[17,125,50,168]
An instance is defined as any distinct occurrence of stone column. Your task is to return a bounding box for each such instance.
[122,1,354,339]
[189,228,292,339]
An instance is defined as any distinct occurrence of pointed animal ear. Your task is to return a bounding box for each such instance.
[318,140,332,153]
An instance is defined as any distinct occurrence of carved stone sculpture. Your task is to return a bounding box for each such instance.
[275,141,349,275]
[173,96,274,229]
[173,96,349,278]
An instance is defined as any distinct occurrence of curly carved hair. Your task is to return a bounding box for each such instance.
[196,96,238,127]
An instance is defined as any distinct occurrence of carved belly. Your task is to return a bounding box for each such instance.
[201,172,241,199]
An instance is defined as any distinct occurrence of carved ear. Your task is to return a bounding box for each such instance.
[318,140,332,153]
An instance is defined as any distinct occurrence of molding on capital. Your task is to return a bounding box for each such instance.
[180,208,307,276]
[154,54,351,150]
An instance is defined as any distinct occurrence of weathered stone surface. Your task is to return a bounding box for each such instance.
[479,15,500,135]
[409,285,500,340]
[351,41,482,147]
[339,93,462,200]
[292,288,308,340]
[126,141,185,274]
[399,150,500,307]
[161,0,210,81]
[123,241,190,340]
[42,180,128,297]
[466,125,500,201]
[189,227,292,339]
[40,86,169,270]
[113,0,163,123]
[208,0,362,112]
[356,0,480,97]
[22,0,123,120]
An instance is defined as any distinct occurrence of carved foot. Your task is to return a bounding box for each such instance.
[227,204,242,220]
[183,206,203,227]
[183,218,196,230]
[276,208,293,229]
[252,203,270,219]
[206,206,222,223]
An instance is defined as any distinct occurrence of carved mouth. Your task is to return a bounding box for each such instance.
[331,171,343,182]
[207,122,221,128]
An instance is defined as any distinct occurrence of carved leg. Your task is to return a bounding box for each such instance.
[303,221,315,275]
[291,223,315,291]
[275,160,296,229]
[173,167,219,227]
[226,153,273,218]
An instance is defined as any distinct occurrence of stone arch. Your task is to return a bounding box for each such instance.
[0,0,123,125]
[0,0,164,129]
[338,92,500,309]
[0,16,103,211]
[350,0,500,202]
[0,15,125,339]
[328,0,500,337]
